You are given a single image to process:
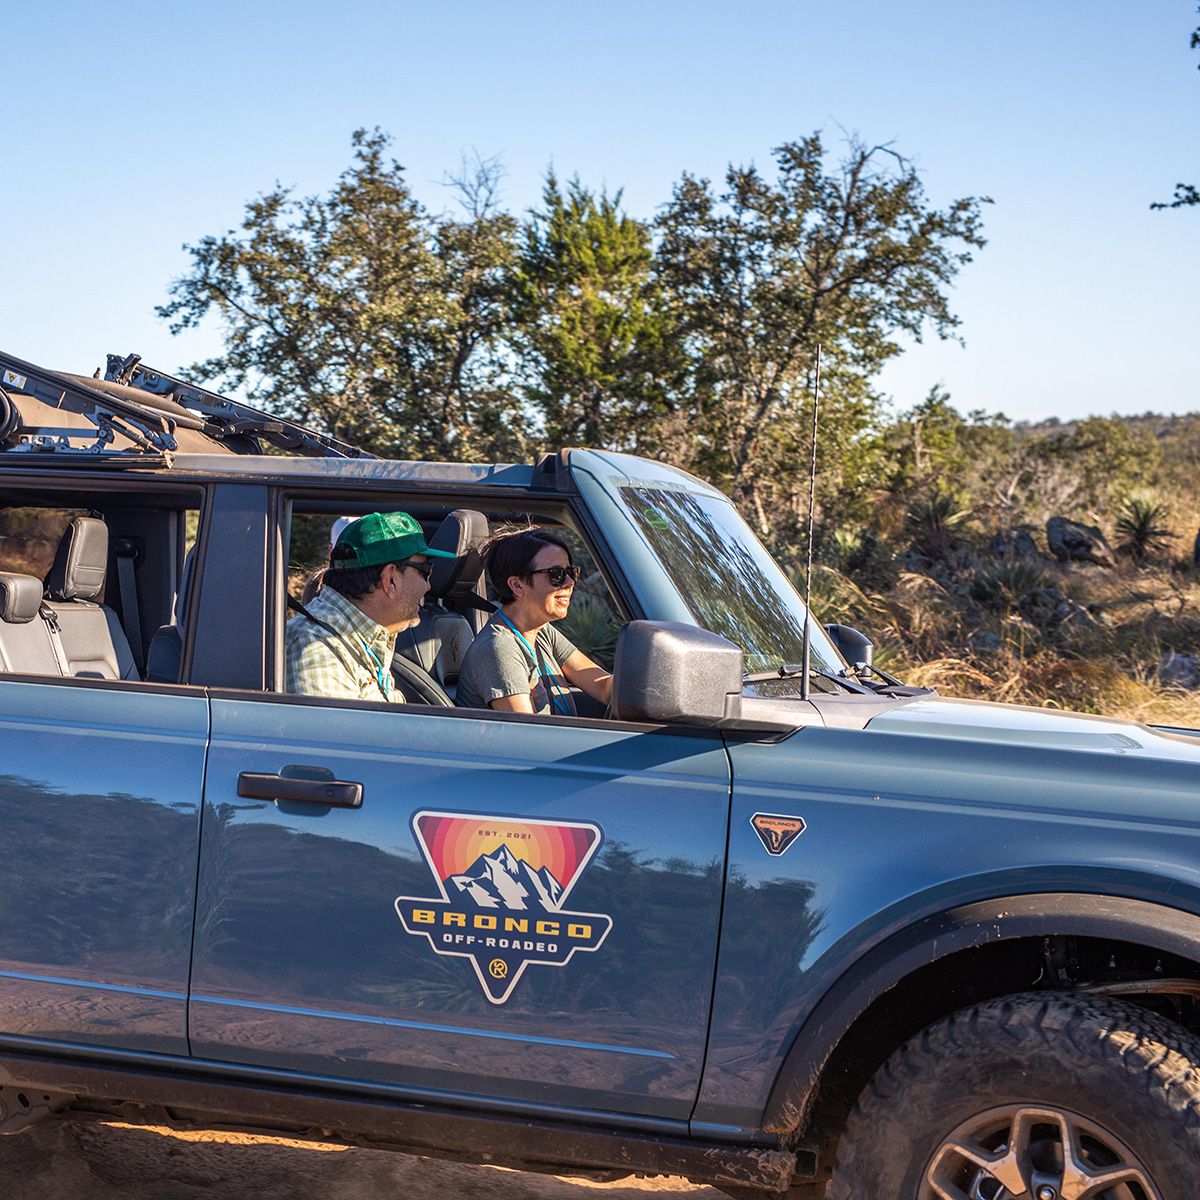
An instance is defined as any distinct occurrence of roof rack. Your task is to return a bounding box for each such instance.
[104,354,373,460]
[0,349,375,468]
[2,351,176,467]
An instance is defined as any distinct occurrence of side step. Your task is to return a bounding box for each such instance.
[0,1048,801,1192]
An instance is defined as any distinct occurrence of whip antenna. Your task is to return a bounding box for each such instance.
[800,343,822,702]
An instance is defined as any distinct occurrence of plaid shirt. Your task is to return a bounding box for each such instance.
[285,585,399,702]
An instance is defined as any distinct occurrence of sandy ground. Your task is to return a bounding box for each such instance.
[0,1122,731,1200]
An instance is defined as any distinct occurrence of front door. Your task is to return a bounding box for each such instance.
[189,696,730,1121]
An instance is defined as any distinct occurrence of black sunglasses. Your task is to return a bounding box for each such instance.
[399,559,434,581]
[526,564,581,587]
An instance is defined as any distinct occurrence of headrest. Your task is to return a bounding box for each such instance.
[427,510,489,602]
[0,573,45,624]
[45,516,109,602]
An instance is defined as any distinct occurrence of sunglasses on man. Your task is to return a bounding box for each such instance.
[399,559,434,581]
[526,564,582,587]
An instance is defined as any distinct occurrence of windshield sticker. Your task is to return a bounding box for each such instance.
[751,812,807,856]
[395,810,613,1005]
[2,369,27,390]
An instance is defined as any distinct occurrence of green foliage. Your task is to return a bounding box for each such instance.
[904,489,972,559]
[1114,496,1175,561]
[157,130,526,461]
[513,175,679,451]
[970,558,1049,611]
[652,134,989,534]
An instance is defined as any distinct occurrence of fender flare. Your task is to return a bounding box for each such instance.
[761,891,1200,1134]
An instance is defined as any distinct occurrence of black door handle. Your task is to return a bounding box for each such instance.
[237,767,362,808]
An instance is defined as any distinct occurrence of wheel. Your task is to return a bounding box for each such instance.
[828,992,1200,1200]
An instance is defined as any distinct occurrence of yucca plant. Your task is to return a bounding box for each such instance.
[970,559,1049,611]
[1114,496,1174,562]
[904,491,972,560]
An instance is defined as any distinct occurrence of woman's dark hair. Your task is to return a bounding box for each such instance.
[482,528,573,604]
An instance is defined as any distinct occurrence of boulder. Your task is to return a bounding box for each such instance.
[989,529,1040,559]
[1046,516,1115,567]
[1018,587,1094,629]
[967,630,1003,654]
[1160,651,1200,690]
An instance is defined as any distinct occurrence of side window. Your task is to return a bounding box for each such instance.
[280,500,625,706]
[0,496,202,686]
[0,506,88,585]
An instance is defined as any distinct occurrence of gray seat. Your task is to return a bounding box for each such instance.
[0,573,64,676]
[43,517,138,680]
[145,545,196,684]
[394,509,489,694]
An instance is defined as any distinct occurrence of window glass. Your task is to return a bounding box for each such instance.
[0,507,87,585]
[617,485,843,678]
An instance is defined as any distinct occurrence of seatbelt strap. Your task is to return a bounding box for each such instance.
[39,605,73,676]
[114,540,145,673]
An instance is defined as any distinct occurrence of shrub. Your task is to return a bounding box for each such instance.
[1114,496,1174,562]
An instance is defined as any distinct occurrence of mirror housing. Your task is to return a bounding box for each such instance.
[824,623,874,669]
[612,621,745,727]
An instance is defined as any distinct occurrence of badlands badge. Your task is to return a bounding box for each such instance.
[395,811,613,1004]
[750,812,807,856]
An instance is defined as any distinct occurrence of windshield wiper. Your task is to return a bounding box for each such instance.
[742,665,871,695]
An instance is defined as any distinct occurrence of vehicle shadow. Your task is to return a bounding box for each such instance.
[0,1121,725,1199]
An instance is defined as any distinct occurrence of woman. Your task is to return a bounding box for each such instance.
[456,528,613,715]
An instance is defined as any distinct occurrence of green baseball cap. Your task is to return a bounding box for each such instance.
[329,512,456,570]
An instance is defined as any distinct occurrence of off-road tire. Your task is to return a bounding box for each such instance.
[828,991,1200,1200]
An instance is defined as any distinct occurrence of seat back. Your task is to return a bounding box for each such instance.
[0,573,64,676]
[44,517,137,680]
[145,544,196,684]
[394,510,489,693]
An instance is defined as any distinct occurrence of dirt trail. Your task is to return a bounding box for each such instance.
[0,1122,727,1199]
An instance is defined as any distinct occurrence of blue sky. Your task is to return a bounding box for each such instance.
[2,1,1196,423]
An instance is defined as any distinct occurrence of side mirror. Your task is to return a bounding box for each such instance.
[611,621,745,726]
[824,623,874,669]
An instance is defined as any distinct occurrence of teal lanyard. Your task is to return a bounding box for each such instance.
[496,612,571,715]
[356,634,392,701]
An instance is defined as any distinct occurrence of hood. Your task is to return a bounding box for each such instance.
[866,696,1200,764]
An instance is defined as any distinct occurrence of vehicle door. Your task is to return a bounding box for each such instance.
[0,497,208,1058]
[190,696,730,1122]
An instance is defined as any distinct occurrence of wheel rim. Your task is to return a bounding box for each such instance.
[920,1104,1161,1200]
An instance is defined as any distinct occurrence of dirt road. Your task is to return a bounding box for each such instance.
[0,1122,728,1199]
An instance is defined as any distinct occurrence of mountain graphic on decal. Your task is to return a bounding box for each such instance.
[448,844,565,912]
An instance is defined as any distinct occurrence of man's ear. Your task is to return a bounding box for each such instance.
[507,573,524,599]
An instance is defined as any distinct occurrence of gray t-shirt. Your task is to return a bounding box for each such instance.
[456,618,578,715]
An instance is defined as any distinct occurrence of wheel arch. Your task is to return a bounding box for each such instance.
[761,891,1200,1139]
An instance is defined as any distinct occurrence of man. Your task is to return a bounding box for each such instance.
[286,512,455,701]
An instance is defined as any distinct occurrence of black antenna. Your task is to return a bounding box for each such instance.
[800,344,822,702]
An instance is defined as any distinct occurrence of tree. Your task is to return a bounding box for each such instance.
[654,134,989,541]
[1151,6,1200,210]
[512,174,679,450]
[157,130,527,460]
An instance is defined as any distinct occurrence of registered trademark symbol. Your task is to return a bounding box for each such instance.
[488,958,508,979]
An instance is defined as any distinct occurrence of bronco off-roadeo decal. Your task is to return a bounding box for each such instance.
[395,811,613,1005]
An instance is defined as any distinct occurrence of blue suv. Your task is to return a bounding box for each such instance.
[1,350,1199,1198]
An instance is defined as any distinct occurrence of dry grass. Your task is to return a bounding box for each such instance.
[813,557,1200,727]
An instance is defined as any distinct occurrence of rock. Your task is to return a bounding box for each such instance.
[1046,516,1115,567]
[1018,587,1094,629]
[967,630,1003,654]
[1160,651,1200,690]
[989,529,1040,559]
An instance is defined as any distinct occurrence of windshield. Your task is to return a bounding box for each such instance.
[616,483,843,677]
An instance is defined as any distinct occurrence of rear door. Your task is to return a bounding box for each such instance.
[189,696,730,1122]
[0,678,208,1056]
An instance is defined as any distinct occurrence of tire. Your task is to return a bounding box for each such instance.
[828,991,1200,1200]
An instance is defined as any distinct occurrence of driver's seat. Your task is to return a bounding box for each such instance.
[394,509,490,698]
